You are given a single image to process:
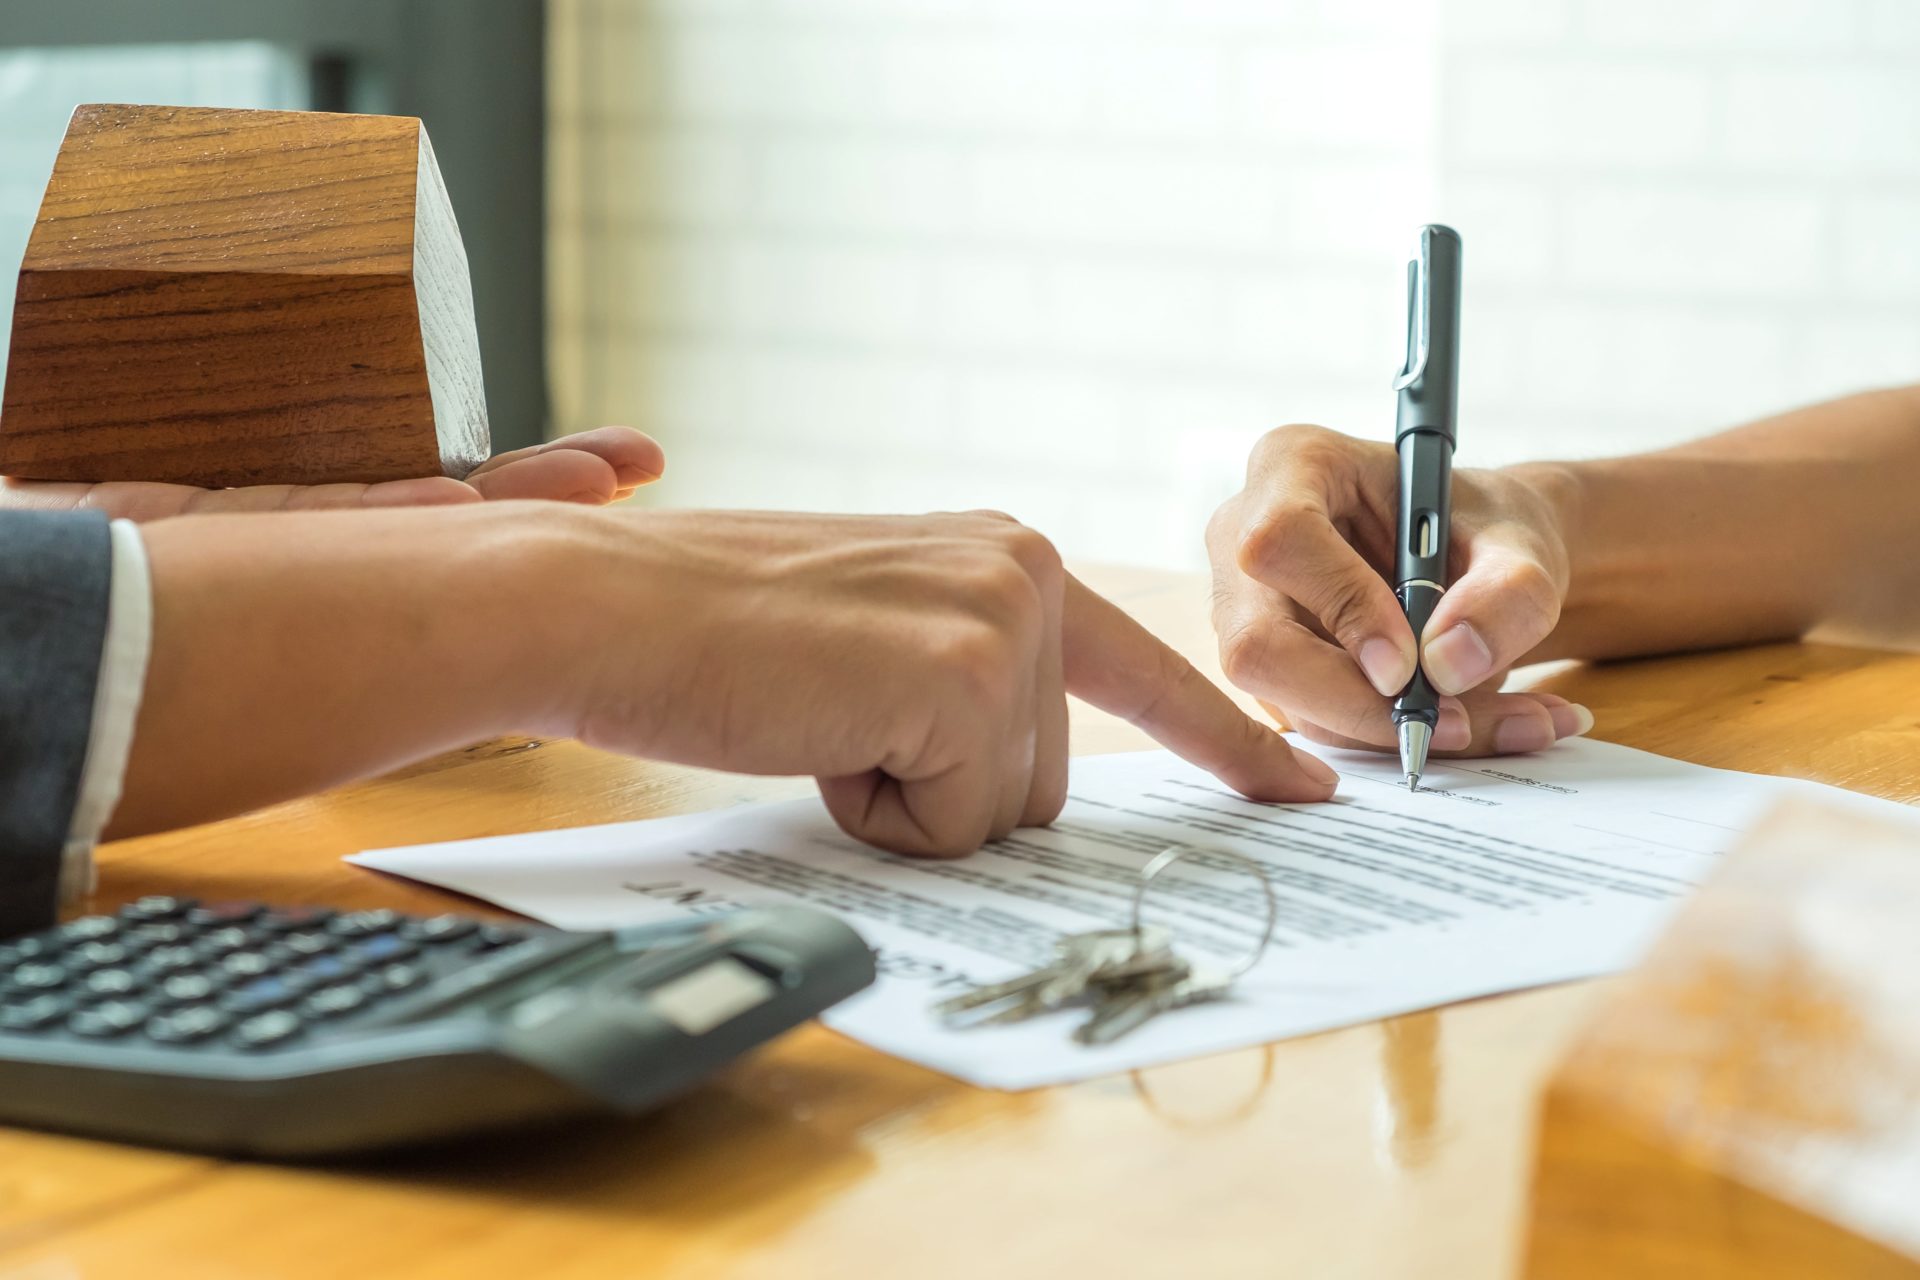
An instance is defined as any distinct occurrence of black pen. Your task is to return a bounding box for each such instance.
[1391,225,1462,791]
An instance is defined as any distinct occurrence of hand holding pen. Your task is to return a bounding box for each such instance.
[1203,234,1596,760]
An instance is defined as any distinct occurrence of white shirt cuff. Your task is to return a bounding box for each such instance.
[60,519,154,905]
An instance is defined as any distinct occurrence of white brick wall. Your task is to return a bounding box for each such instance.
[550,0,1920,571]
[1440,0,1920,487]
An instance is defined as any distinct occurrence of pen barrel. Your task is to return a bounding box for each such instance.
[1393,429,1453,592]
[1391,223,1460,736]
[1393,580,1443,726]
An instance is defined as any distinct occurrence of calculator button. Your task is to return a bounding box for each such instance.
[475,924,527,950]
[59,915,121,942]
[233,1010,305,1050]
[122,896,196,922]
[145,1006,231,1045]
[69,940,132,970]
[194,926,253,957]
[345,934,419,967]
[140,946,203,977]
[218,951,277,980]
[399,915,477,945]
[278,930,337,958]
[290,954,357,985]
[328,909,403,939]
[126,922,191,948]
[0,995,70,1032]
[300,984,368,1020]
[219,977,301,1016]
[184,902,262,928]
[68,1000,151,1038]
[8,963,68,992]
[257,907,336,933]
[157,972,223,1005]
[4,936,60,962]
[362,962,428,996]
[80,968,144,1000]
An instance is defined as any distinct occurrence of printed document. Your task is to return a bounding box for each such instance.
[350,739,1916,1088]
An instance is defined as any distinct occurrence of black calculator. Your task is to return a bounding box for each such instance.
[0,897,874,1157]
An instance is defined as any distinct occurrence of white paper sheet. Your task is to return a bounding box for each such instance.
[348,739,1915,1089]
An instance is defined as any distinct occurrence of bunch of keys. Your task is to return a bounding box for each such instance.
[933,847,1277,1046]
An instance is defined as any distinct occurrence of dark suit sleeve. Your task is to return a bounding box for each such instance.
[0,510,111,938]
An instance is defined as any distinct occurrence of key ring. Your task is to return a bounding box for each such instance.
[1131,846,1278,983]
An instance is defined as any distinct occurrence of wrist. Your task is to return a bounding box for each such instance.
[1501,460,1582,554]
[455,501,626,739]
[1497,458,1604,657]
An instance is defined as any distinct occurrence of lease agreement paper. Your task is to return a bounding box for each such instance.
[350,739,1913,1088]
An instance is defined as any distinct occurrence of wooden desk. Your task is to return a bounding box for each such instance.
[1,566,1915,1280]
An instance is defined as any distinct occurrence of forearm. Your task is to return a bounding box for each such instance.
[1516,385,1920,661]
[107,504,570,839]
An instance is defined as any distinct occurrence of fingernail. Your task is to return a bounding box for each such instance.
[1435,703,1471,751]
[1492,715,1554,754]
[1423,623,1494,695]
[1295,749,1339,789]
[1358,637,1414,697]
[1548,702,1595,739]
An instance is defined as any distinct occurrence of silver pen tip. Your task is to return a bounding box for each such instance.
[1397,719,1432,794]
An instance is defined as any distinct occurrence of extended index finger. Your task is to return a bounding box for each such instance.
[1062,575,1339,802]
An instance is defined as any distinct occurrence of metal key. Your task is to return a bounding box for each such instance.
[935,926,1175,1027]
[1073,964,1235,1046]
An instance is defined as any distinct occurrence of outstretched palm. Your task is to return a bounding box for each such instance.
[0,426,665,520]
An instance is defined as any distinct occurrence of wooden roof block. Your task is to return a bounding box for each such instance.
[1524,797,1920,1278]
[0,104,489,488]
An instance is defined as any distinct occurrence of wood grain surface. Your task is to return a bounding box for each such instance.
[0,104,489,488]
[1525,797,1920,1278]
[0,564,1912,1280]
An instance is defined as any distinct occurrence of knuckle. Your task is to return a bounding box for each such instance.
[998,522,1062,581]
[960,507,1019,527]
[1251,422,1333,466]
[1123,645,1204,730]
[1312,571,1379,642]
[1234,505,1313,577]
[1217,613,1311,691]
[947,512,1059,594]
[957,553,1044,623]
[933,618,1022,709]
[1217,616,1282,693]
[1026,783,1068,828]
[1167,653,1215,711]
[1287,436,1350,478]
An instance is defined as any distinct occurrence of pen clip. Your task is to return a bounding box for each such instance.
[1392,235,1430,392]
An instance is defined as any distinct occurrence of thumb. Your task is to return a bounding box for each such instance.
[1419,535,1564,696]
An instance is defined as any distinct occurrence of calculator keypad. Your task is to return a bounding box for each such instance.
[0,901,536,1053]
